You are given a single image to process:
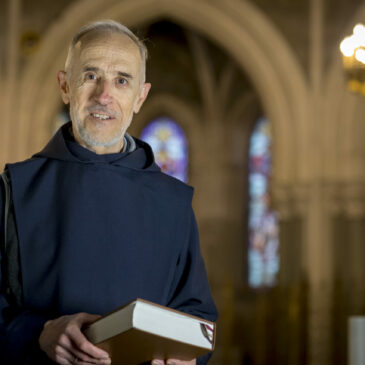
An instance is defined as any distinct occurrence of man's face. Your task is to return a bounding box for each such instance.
[58,31,150,150]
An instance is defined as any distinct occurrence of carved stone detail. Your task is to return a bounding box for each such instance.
[324,182,365,218]
[272,182,310,219]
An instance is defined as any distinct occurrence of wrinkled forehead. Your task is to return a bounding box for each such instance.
[72,31,142,70]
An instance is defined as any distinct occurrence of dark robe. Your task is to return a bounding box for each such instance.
[0,123,217,364]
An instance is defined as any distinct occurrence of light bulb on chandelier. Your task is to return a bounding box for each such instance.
[340,23,365,95]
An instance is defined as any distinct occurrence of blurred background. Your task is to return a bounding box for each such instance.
[1,0,365,364]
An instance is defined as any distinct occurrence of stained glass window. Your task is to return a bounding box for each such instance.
[140,117,188,182]
[248,117,280,288]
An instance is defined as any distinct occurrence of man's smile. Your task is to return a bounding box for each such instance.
[89,112,114,121]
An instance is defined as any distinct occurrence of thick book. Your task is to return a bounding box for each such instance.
[83,298,216,364]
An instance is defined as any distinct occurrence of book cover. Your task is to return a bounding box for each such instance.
[83,298,216,364]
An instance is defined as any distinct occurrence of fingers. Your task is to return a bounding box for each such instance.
[75,359,111,365]
[75,313,102,326]
[39,313,111,365]
[151,359,196,365]
[68,326,109,360]
[58,332,107,364]
[63,325,110,363]
[71,313,109,360]
[54,345,75,365]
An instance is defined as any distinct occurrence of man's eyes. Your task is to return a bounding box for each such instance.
[117,78,128,85]
[82,74,129,86]
[84,73,97,81]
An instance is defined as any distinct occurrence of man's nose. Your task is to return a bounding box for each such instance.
[94,80,113,105]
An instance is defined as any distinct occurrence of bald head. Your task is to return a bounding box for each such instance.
[65,20,148,84]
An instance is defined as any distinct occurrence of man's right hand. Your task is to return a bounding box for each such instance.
[39,312,111,365]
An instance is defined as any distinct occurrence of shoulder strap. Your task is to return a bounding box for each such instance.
[0,170,24,309]
[1,171,11,253]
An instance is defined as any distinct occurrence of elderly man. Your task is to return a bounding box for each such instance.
[0,20,217,365]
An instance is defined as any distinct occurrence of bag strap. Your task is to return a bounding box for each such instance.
[1,170,11,254]
[0,170,23,309]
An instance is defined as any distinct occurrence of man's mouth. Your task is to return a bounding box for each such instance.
[90,113,113,120]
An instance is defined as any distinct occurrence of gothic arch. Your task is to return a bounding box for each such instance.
[16,0,309,183]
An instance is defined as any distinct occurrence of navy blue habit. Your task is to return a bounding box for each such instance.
[0,122,217,364]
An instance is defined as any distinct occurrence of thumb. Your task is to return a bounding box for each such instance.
[76,313,102,326]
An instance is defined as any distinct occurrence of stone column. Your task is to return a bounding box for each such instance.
[303,181,333,365]
[192,116,249,364]
[307,0,334,362]
[330,182,365,364]
[274,179,334,365]
[273,183,308,365]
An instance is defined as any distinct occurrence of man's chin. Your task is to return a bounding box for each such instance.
[85,136,122,148]
[78,129,124,148]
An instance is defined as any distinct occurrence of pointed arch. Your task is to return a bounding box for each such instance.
[13,0,309,185]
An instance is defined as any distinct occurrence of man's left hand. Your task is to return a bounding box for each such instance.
[151,359,196,365]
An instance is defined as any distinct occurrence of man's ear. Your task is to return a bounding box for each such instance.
[133,83,151,114]
[57,71,70,104]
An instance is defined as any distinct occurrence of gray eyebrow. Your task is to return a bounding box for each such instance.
[83,66,99,72]
[83,67,133,79]
[117,71,133,79]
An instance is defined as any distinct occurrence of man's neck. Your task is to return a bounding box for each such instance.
[76,138,124,155]
[70,126,125,155]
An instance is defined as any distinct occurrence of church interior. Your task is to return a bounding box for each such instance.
[1,0,365,364]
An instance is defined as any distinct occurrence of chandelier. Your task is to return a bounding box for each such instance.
[340,24,365,95]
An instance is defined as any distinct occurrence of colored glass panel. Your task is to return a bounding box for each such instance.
[248,117,280,288]
[140,117,188,182]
